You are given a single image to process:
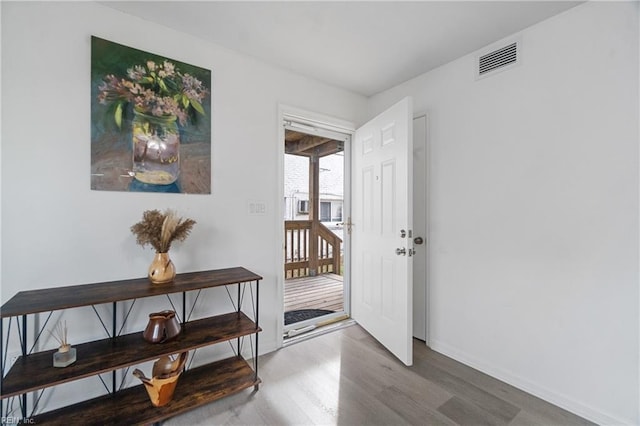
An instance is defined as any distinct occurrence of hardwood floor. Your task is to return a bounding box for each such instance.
[166,324,594,426]
[284,273,344,312]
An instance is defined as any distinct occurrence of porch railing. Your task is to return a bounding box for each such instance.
[285,220,342,279]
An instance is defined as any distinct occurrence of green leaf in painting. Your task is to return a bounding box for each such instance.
[164,78,178,92]
[114,103,123,129]
[158,79,168,93]
[190,98,205,115]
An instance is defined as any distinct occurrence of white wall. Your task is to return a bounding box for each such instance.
[0,1,366,412]
[370,2,639,424]
[3,1,638,422]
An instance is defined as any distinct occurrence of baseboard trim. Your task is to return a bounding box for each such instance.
[429,339,632,426]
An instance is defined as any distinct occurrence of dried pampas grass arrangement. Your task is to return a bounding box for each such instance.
[131,209,196,253]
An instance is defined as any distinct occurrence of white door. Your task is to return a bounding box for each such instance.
[351,97,413,366]
[412,114,428,341]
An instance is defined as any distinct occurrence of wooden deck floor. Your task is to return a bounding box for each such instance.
[284,273,344,312]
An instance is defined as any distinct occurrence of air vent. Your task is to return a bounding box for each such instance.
[478,42,518,76]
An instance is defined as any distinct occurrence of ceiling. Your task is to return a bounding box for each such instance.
[101,1,582,97]
[285,129,344,158]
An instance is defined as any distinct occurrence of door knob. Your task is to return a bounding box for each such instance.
[414,237,424,245]
[395,248,407,256]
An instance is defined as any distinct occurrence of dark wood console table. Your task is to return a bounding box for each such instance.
[0,267,262,425]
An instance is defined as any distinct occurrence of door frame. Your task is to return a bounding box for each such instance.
[277,104,356,347]
[413,112,430,346]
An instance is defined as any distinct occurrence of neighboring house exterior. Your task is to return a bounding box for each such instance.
[284,153,344,224]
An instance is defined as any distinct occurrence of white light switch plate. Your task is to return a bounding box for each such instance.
[248,200,267,215]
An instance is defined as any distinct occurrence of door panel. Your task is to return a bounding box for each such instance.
[351,97,413,366]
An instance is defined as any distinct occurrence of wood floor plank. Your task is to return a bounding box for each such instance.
[412,351,521,423]
[377,385,459,426]
[337,327,453,409]
[285,290,342,302]
[438,396,507,426]
[284,273,344,312]
[284,287,337,297]
[331,372,410,425]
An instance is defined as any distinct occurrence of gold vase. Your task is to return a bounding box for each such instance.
[148,252,176,284]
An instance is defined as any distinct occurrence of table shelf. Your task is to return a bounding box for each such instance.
[0,267,262,424]
[0,267,261,318]
[33,356,260,425]
[2,312,260,398]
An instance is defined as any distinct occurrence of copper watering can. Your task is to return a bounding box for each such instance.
[133,351,188,407]
[143,310,181,343]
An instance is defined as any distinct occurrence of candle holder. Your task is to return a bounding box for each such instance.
[53,343,76,368]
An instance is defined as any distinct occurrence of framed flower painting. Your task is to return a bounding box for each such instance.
[91,36,211,194]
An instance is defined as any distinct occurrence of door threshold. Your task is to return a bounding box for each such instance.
[283,316,355,347]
